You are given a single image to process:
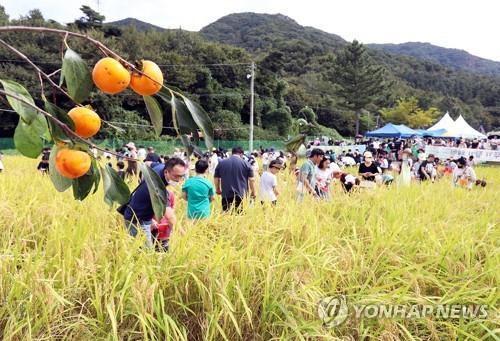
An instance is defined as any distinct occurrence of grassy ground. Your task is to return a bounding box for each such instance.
[0,156,498,340]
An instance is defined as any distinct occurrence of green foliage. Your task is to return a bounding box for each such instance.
[101,164,130,206]
[1,8,499,141]
[369,42,500,77]
[262,107,293,136]
[380,97,441,128]
[72,5,105,31]
[72,158,100,201]
[61,48,93,103]
[211,110,246,140]
[140,163,167,219]
[328,40,389,135]
[143,95,163,136]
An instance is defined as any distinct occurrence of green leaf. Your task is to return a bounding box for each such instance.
[143,95,163,136]
[61,48,92,103]
[179,95,214,150]
[285,134,306,153]
[0,79,38,124]
[171,95,197,136]
[49,144,72,192]
[43,98,75,143]
[180,135,203,157]
[140,163,167,219]
[101,164,131,206]
[13,112,49,158]
[72,157,98,201]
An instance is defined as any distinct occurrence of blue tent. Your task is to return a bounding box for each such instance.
[365,123,421,138]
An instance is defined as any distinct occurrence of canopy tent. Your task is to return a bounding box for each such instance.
[365,123,421,138]
[428,112,455,132]
[416,128,447,137]
[442,115,486,139]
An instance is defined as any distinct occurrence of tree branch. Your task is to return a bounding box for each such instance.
[0,37,77,105]
[0,89,139,161]
[0,26,168,91]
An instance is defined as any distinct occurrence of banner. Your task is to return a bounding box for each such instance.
[425,146,500,163]
[310,145,366,154]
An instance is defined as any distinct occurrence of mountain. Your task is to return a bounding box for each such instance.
[201,13,345,54]
[106,18,166,32]
[198,13,500,132]
[368,42,500,77]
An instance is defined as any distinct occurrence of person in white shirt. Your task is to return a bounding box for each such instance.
[208,150,219,176]
[137,146,147,161]
[260,159,283,205]
[262,152,270,171]
[315,157,333,199]
[453,157,477,189]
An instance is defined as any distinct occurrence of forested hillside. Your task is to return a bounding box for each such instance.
[1,7,499,142]
[368,42,500,77]
[201,13,500,134]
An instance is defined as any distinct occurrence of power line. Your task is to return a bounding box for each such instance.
[0,59,252,68]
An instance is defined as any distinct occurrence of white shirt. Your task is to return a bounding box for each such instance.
[137,148,147,161]
[260,171,277,201]
[209,153,219,173]
[453,166,477,185]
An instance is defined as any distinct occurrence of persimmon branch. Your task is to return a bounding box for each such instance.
[0,89,140,161]
[0,37,77,105]
[0,26,166,91]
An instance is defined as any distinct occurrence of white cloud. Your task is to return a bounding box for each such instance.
[3,0,499,61]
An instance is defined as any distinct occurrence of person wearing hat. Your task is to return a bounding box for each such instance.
[259,159,284,205]
[125,142,138,177]
[358,151,381,182]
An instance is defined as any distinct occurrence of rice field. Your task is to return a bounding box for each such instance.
[0,155,498,340]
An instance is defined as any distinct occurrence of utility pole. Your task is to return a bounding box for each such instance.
[249,61,255,152]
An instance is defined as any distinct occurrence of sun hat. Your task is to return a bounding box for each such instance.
[402,148,412,155]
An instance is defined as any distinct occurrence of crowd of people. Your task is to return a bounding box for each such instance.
[310,135,499,151]
[0,137,489,252]
[111,139,486,251]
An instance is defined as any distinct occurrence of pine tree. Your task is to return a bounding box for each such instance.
[329,40,387,135]
[73,6,105,30]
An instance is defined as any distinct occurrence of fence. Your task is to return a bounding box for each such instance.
[0,138,286,155]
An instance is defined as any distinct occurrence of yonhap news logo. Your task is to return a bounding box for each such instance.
[317,295,349,328]
[318,295,490,328]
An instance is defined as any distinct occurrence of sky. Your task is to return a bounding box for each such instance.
[3,0,500,62]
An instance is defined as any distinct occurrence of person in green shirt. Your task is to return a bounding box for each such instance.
[182,159,215,219]
[296,148,325,200]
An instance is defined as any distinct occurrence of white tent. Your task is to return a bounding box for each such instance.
[443,115,486,139]
[428,112,455,131]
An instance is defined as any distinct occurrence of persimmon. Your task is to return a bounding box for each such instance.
[92,57,130,94]
[55,149,91,179]
[130,60,163,96]
[68,107,101,138]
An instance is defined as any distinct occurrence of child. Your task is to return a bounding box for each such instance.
[332,170,360,193]
[116,161,126,179]
[182,159,215,219]
[453,157,477,190]
[260,159,283,205]
[151,190,175,252]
